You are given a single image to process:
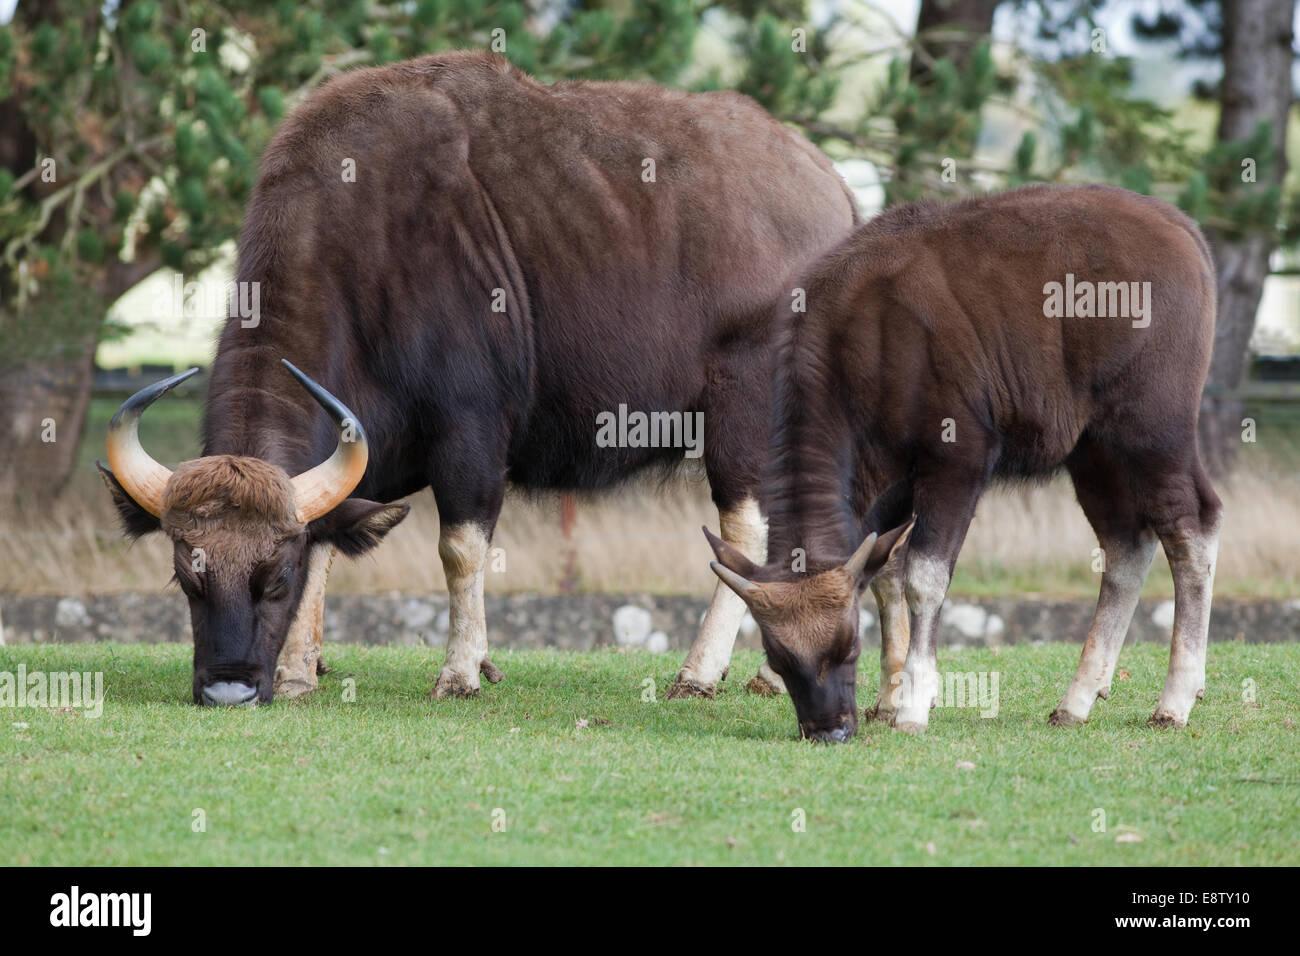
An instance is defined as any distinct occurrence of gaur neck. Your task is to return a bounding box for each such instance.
[200,346,332,477]
[761,369,863,570]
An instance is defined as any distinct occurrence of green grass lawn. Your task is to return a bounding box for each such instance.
[3,643,1297,866]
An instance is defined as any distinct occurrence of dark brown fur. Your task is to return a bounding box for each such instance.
[767,184,1216,561]
[718,184,1222,739]
[105,52,858,704]
[205,51,857,513]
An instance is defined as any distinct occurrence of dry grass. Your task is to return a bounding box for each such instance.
[1,462,1296,599]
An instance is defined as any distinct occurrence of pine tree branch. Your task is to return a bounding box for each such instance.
[3,134,169,269]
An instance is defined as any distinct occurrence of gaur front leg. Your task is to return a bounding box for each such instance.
[890,469,985,733]
[891,550,949,732]
[667,496,768,699]
[433,522,504,698]
[427,433,507,700]
[274,543,335,698]
[866,541,910,722]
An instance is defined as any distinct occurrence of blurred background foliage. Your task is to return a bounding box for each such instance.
[0,0,1296,508]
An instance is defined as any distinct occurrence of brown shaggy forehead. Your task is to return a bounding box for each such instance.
[761,570,855,615]
[160,456,302,566]
[752,570,857,656]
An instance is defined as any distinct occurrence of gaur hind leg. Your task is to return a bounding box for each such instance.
[1051,437,1157,726]
[745,661,788,697]
[669,349,778,699]
[667,495,770,699]
[1143,461,1222,728]
[429,440,507,699]
[274,543,336,699]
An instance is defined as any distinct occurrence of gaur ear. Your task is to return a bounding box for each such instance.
[844,517,914,582]
[97,462,162,539]
[311,499,410,557]
[702,525,760,578]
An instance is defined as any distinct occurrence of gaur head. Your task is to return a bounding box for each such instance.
[706,521,911,742]
[99,361,409,706]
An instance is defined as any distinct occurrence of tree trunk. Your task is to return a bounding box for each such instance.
[1199,0,1294,477]
[0,256,162,517]
[0,343,99,509]
[910,0,1001,84]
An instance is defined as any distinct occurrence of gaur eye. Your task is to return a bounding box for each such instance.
[258,566,293,601]
[172,548,205,598]
[172,567,204,599]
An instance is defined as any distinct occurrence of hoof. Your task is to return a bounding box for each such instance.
[1048,708,1086,727]
[666,677,717,700]
[1148,710,1186,729]
[316,657,331,676]
[273,666,318,699]
[274,678,318,699]
[433,671,481,699]
[864,703,896,723]
[744,675,782,697]
[759,665,785,697]
[892,719,927,735]
[481,657,504,684]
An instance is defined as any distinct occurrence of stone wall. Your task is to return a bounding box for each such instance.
[1,592,1296,648]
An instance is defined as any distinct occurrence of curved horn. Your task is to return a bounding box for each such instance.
[105,367,200,517]
[710,560,760,598]
[702,526,760,578]
[282,359,369,524]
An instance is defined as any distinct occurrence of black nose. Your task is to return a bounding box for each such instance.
[805,724,855,743]
[201,681,258,707]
